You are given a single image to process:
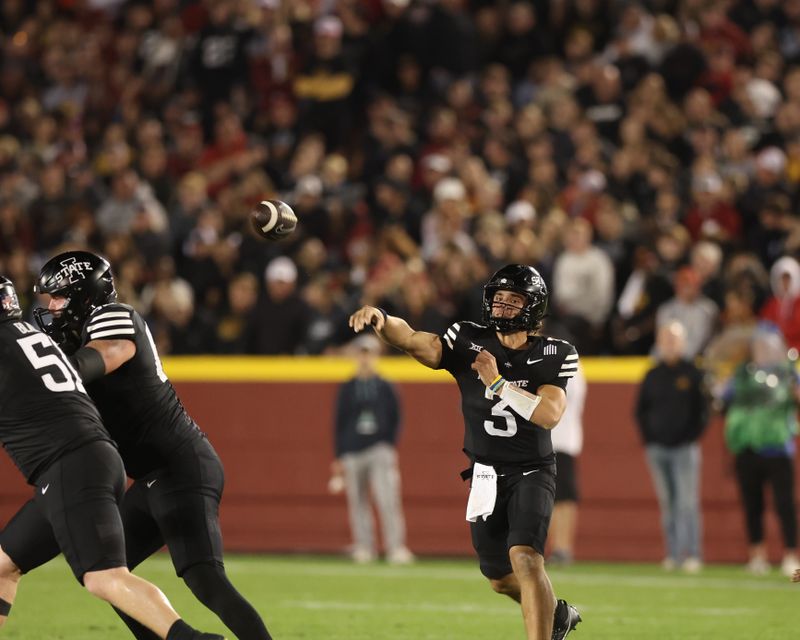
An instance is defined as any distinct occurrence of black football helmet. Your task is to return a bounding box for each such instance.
[482,264,548,333]
[0,276,23,321]
[33,251,116,346]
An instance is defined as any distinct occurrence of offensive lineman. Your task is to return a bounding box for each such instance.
[32,251,271,640]
[0,276,224,640]
[349,264,582,640]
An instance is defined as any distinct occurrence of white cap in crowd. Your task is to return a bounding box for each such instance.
[265,256,298,283]
[433,177,466,203]
[505,200,536,224]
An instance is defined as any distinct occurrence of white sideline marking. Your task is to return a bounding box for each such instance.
[220,560,796,592]
[280,600,756,618]
[281,600,513,615]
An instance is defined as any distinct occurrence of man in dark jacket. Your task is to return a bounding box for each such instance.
[635,321,709,573]
[328,334,414,564]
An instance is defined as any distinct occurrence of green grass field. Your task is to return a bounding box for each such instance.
[4,554,799,639]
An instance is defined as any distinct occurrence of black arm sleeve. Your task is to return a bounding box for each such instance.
[69,346,106,384]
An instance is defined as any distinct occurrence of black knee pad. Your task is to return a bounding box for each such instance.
[0,597,11,616]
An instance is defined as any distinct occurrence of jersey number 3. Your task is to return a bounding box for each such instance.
[483,387,518,437]
[17,333,86,394]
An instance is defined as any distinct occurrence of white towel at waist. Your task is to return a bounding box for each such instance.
[466,462,497,522]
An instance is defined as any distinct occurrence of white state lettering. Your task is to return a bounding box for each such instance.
[54,258,93,285]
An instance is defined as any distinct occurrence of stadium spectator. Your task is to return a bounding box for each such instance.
[737,146,791,239]
[250,256,311,355]
[610,244,673,355]
[188,0,250,137]
[420,177,475,261]
[328,334,414,565]
[682,172,742,245]
[302,273,351,355]
[636,321,709,573]
[703,286,760,397]
[719,325,800,577]
[293,15,356,150]
[27,162,76,256]
[551,217,615,354]
[689,240,725,307]
[198,111,268,198]
[656,266,719,360]
[214,272,259,353]
[760,256,800,351]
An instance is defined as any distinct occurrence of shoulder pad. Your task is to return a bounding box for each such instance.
[85,304,136,341]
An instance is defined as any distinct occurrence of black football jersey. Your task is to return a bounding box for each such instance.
[80,303,202,479]
[0,320,111,483]
[437,321,579,467]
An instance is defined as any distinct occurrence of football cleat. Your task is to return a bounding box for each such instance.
[552,599,581,640]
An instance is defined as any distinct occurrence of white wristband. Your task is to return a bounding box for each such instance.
[498,382,542,421]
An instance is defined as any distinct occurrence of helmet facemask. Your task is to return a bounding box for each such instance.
[481,264,549,333]
[483,286,545,333]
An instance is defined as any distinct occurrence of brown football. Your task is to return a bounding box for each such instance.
[250,200,298,241]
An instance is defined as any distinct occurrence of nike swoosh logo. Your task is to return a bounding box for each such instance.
[146,479,157,488]
[41,484,50,494]
[526,358,543,365]
[522,470,539,476]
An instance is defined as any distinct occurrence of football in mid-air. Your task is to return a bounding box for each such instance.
[250,200,298,241]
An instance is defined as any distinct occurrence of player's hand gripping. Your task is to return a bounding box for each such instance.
[349,306,385,332]
[471,349,500,388]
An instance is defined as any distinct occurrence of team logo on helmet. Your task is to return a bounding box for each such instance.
[53,257,94,286]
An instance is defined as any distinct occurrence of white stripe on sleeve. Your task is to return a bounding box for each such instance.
[87,319,134,332]
[88,328,136,339]
[89,311,131,320]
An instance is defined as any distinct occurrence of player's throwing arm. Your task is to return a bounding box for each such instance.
[348,306,442,369]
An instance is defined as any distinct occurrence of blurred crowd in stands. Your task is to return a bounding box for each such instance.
[1,0,800,363]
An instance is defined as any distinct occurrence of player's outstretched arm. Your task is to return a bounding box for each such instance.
[349,306,442,369]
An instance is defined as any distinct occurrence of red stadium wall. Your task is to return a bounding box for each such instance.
[1,357,796,564]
